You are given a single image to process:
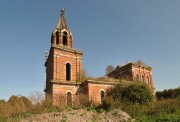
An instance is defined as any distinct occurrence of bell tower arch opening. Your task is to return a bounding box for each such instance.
[51,35,54,44]
[63,31,68,46]
[66,63,71,81]
[56,31,60,45]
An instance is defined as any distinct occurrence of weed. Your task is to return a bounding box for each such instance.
[80,112,86,116]
[91,116,97,122]
[61,114,67,122]
[87,106,95,111]
[112,111,118,116]
[69,112,75,115]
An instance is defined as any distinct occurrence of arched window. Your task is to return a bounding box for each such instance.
[51,35,53,44]
[63,31,68,46]
[147,76,150,85]
[142,75,144,82]
[100,90,105,104]
[136,74,139,81]
[67,92,72,106]
[56,31,59,45]
[66,63,71,81]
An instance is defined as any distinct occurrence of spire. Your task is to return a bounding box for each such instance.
[51,8,73,48]
[53,8,71,34]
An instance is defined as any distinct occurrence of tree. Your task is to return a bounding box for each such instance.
[8,95,31,111]
[0,99,6,104]
[105,65,114,75]
[8,95,21,107]
[28,91,44,104]
[79,69,88,82]
[156,87,180,100]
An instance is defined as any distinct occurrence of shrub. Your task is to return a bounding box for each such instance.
[122,82,154,105]
[107,82,154,105]
[122,103,148,119]
[78,94,91,107]
[124,96,180,121]
[107,83,125,103]
[98,96,123,112]
[147,97,180,115]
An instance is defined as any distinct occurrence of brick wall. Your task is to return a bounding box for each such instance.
[108,62,154,89]
[87,83,114,104]
[52,48,82,81]
[52,83,79,106]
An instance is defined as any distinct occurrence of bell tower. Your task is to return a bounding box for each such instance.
[44,9,83,100]
[51,9,73,48]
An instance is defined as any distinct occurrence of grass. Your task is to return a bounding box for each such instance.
[61,113,67,122]
[69,112,75,115]
[112,111,118,116]
[1,87,180,121]
[121,98,180,122]
[91,114,97,122]
[80,111,86,116]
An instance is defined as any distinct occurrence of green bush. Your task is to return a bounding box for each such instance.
[147,97,180,115]
[122,97,180,121]
[123,83,154,105]
[121,105,149,121]
[107,83,125,103]
[107,82,154,105]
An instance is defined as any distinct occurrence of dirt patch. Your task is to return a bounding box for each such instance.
[20,109,134,122]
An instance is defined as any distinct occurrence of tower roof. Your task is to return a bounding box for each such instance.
[53,8,71,34]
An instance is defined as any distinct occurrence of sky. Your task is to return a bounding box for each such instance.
[0,0,180,100]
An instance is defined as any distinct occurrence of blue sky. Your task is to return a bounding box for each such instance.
[0,0,180,100]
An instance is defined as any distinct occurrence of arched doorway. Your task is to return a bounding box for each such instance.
[66,63,71,81]
[100,90,105,104]
[67,92,72,106]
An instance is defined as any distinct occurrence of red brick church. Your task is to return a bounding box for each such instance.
[44,9,154,106]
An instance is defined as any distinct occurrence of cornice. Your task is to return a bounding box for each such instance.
[52,44,83,55]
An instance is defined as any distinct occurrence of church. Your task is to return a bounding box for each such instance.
[44,9,154,106]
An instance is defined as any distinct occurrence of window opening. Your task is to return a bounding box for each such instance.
[63,31,68,46]
[147,76,150,84]
[66,63,71,81]
[142,75,144,82]
[51,35,53,44]
[136,74,139,81]
[56,31,59,45]
[100,91,105,104]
